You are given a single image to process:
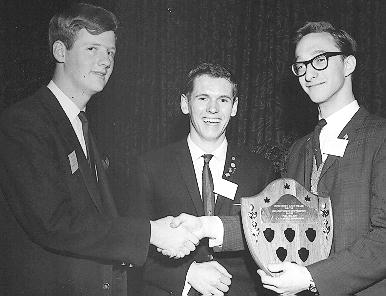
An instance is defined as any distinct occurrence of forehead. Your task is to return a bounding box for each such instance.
[73,28,116,48]
[295,32,339,60]
[191,74,233,96]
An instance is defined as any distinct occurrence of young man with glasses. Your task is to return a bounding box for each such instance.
[257,21,386,295]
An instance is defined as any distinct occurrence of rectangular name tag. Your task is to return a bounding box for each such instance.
[214,178,238,200]
[68,150,79,174]
[322,137,349,157]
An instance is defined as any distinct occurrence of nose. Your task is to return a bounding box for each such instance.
[304,63,317,82]
[206,99,219,113]
[98,50,113,68]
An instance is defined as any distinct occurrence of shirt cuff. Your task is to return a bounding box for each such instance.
[208,216,224,247]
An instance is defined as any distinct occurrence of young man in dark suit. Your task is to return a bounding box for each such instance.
[0,3,198,296]
[133,63,274,295]
[256,21,386,296]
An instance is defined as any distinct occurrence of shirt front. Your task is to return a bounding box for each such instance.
[47,80,87,158]
[182,134,226,296]
[187,135,227,199]
[320,100,360,161]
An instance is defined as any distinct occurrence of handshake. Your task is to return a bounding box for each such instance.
[150,213,218,258]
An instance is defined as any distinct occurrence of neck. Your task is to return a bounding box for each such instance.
[318,80,355,118]
[319,94,355,118]
[189,134,225,153]
[52,69,91,110]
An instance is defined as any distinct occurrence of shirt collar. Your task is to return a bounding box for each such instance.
[321,100,360,138]
[187,134,228,162]
[47,80,83,123]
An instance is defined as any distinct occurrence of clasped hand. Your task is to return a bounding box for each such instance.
[150,216,199,258]
[257,262,313,295]
[187,261,232,296]
[151,213,215,258]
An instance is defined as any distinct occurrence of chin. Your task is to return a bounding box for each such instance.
[308,93,327,104]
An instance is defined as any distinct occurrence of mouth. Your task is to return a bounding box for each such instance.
[92,71,107,79]
[203,118,221,124]
[307,81,325,88]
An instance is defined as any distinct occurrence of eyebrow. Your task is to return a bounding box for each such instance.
[194,93,232,99]
[84,42,116,50]
[295,50,327,62]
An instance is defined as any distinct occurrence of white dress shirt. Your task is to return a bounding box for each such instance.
[47,80,87,158]
[182,135,227,295]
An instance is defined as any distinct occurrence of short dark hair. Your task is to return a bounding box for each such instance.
[293,21,357,57]
[183,62,238,98]
[49,3,119,51]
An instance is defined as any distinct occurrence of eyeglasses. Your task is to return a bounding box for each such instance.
[291,52,347,77]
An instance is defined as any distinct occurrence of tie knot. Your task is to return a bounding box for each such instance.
[202,154,213,164]
[315,118,327,132]
[78,111,88,124]
[317,118,327,128]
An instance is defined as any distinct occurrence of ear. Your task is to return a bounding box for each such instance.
[52,40,66,63]
[180,94,190,115]
[344,55,356,77]
[230,97,238,117]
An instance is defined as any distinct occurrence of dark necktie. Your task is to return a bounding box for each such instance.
[78,111,96,179]
[202,154,215,216]
[312,119,327,168]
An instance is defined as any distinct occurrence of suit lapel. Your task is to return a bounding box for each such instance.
[90,132,117,216]
[214,144,239,214]
[319,107,368,180]
[39,87,104,213]
[303,137,313,190]
[175,141,204,216]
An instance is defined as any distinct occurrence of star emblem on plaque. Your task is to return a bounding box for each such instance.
[241,178,333,275]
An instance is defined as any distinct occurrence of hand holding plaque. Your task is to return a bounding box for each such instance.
[241,178,333,275]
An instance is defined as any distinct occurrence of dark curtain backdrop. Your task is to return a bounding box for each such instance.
[2,0,386,222]
[1,0,386,294]
[87,0,386,211]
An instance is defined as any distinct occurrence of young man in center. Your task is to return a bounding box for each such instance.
[133,63,274,295]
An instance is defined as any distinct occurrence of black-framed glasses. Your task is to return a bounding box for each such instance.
[291,52,347,77]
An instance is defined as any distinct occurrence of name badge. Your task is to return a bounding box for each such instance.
[68,150,79,174]
[322,137,349,157]
[214,178,238,200]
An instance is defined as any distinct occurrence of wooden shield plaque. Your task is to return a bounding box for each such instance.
[241,178,333,275]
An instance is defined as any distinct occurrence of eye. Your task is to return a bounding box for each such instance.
[314,55,326,64]
[87,47,97,52]
[107,50,116,58]
[295,63,305,71]
[220,97,231,103]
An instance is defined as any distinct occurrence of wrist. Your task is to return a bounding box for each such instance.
[199,216,217,238]
[186,261,197,283]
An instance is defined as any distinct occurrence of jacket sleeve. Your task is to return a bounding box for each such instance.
[0,108,150,266]
[131,156,194,294]
[307,133,386,295]
[220,155,276,252]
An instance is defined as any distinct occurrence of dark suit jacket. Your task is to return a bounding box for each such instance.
[286,107,386,296]
[0,87,150,296]
[133,139,274,295]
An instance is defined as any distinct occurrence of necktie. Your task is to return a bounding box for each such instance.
[78,111,96,179]
[312,119,327,168]
[202,154,215,216]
